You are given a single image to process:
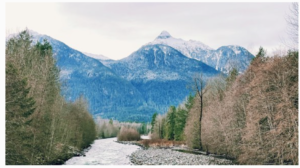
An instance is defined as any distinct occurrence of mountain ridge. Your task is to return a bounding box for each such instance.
[106,43,221,113]
[148,31,254,73]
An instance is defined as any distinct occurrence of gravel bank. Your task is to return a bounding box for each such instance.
[130,148,233,165]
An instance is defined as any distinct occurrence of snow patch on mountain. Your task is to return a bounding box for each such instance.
[143,71,180,81]
[227,45,241,55]
[148,31,254,74]
[60,69,72,79]
[83,52,110,60]
[149,31,213,58]
[156,30,172,39]
[145,71,157,80]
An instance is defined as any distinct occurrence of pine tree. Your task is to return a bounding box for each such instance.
[185,94,195,110]
[174,108,188,141]
[252,46,266,63]
[226,68,238,88]
[165,106,176,140]
[6,63,35,165]
[109,119,113,125]
[151,112,158,132]
[256,46,266,58]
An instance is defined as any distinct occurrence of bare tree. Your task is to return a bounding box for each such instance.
[193,73,209,150]
[286,2,298,49]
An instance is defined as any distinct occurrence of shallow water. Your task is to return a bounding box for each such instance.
[64,137,141,165]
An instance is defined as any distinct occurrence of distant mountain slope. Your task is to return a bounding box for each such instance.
[149,31,254,73]
[107,44,221,113]
[30,31,154,122]
[83,52,111,60]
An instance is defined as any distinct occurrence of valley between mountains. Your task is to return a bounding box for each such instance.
[6,2,299,165]
[6,29,298,165]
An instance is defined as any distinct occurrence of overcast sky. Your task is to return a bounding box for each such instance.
[6,2,294,60]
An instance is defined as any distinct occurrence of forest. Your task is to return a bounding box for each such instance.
[150,48,298,165]
[5,31,96,165]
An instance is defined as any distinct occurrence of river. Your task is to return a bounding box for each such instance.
[64,137,141,165]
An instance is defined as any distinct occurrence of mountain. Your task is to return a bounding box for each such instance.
[25,30,253,122]
[30,31,154,122]
[149,31,254,73]
[106,44,221,113]
[83,52,111,60]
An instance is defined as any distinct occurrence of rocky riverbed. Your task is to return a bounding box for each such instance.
[130,148,233,165]
[64,135,233,165]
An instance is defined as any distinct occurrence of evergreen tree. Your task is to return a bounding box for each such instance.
[174,108,188,141]
[252,46,266,63]
[256,46,266,58]
[6,63,36,165]
[226,68,238,88]
[151,112,158,132]
[174,95,194,141]
[138,123,147,135]
[164,106,176,140]
[185,94,195,110]
[35,39,52,56]
[109,119,113,125]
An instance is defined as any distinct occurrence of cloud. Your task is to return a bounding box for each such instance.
[6,2,293,59]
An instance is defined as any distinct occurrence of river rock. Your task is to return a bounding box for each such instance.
[130,148,233,165]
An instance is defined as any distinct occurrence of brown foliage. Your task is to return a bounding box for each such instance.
[237,55,298,164]
[117,127,141,141]
[184,96,201,149]
[185,54,298,165]
[138,139,185,148]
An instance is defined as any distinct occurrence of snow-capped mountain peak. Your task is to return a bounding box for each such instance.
[156,31,172,39]
[149,31,213,58]
[226,45,243,55]
[146,31,254,74]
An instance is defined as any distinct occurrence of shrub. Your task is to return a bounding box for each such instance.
[117,127,141,141]
[139,139,185,148]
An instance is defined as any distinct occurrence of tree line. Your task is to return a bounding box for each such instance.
[6,30,96,165]
[95,117,151,139]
